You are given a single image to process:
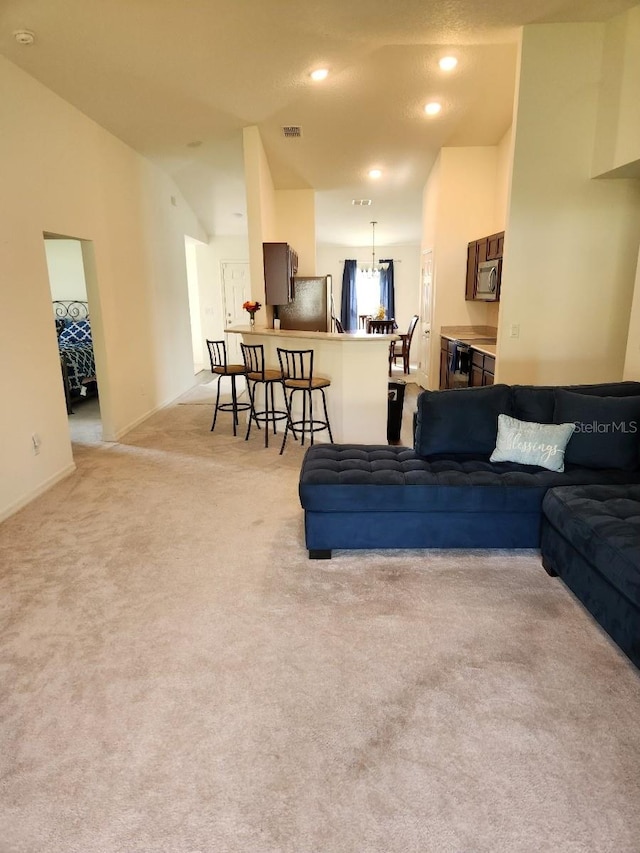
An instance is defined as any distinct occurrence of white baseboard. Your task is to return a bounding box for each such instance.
[108,403,166,442]
[0,462,76,524]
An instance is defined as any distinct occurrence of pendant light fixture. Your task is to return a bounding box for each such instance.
[363,220,388,277]
[370,220,377,270]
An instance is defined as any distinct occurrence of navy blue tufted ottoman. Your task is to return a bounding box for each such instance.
[541,485,640,669]
[298,444,620,559]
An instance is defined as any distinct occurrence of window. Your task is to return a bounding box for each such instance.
[355,267,381,318]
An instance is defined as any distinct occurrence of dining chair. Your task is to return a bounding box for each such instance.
[389,314,419,376]
[367,319,396,335]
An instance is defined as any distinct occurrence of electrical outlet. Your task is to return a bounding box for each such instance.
[509,324,520,339]
[31,433,41,455]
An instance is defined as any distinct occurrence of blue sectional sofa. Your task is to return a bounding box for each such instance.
[299,380,640,558]
[541,485,640,669]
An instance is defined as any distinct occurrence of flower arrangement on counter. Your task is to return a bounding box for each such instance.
[375,304,387,320]
[242,300,262,326]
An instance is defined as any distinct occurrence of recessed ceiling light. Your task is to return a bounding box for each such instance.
[14,29,35,46]
[368,169,382,179]
[310,68,329,81]
[424,101,442,116]
[439,56,458,72]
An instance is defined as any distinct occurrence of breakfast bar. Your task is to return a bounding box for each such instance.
[225,325,399,444]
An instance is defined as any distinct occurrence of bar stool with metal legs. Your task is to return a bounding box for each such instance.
[206,339,251,436]
[241,342,288,448]
[277,347,333,455]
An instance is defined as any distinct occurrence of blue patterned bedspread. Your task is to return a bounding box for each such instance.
[60,343,96,395]
[57,319,96,395]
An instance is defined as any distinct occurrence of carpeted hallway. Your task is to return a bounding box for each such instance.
[1,383,639,853]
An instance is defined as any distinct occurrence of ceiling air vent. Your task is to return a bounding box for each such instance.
[282,126,302,138]
[352,199,372,206]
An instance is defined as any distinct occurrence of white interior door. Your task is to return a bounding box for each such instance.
[222,262,250,363]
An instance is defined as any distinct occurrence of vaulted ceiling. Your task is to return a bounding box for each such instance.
[0,0,636,247]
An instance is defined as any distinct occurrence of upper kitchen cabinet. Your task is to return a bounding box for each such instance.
[263,242,298,305]
[465,231,504,302]
[486,232,504,261]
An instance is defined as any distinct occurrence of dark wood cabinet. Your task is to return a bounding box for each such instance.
[263,242,298,305]
[441,337,495,389]
[477,237,489,265]
[465,242,478,301]
[484,361,495,386]
[465,230,504,301]
[486,233,503,261]
[469,349,495,387]
[470,363,484,388]
[439,337,451,389]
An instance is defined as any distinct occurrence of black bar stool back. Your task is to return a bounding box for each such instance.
[241,343,288,448]
[206,339,250,436]
[277,347,333,455]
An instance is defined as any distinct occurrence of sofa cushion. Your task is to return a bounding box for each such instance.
[511,381,640,424]
[414,384,511,458]
[510,387,555,423]
[554,389,640,471]
[299,445,640,514]
[542,485,640,607]
[490,414,575,472]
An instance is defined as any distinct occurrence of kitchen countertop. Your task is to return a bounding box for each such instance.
[440,325,497,341]
[226,325,399,341]
[440,325,497,358]
[471,342,497,357]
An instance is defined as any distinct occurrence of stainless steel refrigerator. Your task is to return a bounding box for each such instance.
[277,276,332,332]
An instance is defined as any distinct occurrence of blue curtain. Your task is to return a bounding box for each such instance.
[340,260,358,331]
[379,260,395,321]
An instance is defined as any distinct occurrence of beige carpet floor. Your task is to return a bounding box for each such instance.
[1,383,639,853]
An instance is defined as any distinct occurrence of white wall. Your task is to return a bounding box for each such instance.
[593,5,640,178]
[185,238,205,371]
[422,145,509,388]
[243,126,276,308]
[497,23,640,385]
[0,55,206,522]
[198,236,250,343]
[243,128,317,324]
[275,190,317,276]
[44,239,87,300]
[623,246,640,379]
[602,6,640,380]
[316,244,421,332]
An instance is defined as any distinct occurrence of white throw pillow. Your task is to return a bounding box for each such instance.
[490,414,576,472]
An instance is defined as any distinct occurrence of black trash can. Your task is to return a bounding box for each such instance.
[387,380,406,444]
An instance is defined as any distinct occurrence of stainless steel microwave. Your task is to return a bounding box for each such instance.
[476,259,500,301]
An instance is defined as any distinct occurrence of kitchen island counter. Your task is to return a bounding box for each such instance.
[226,325,399,444]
